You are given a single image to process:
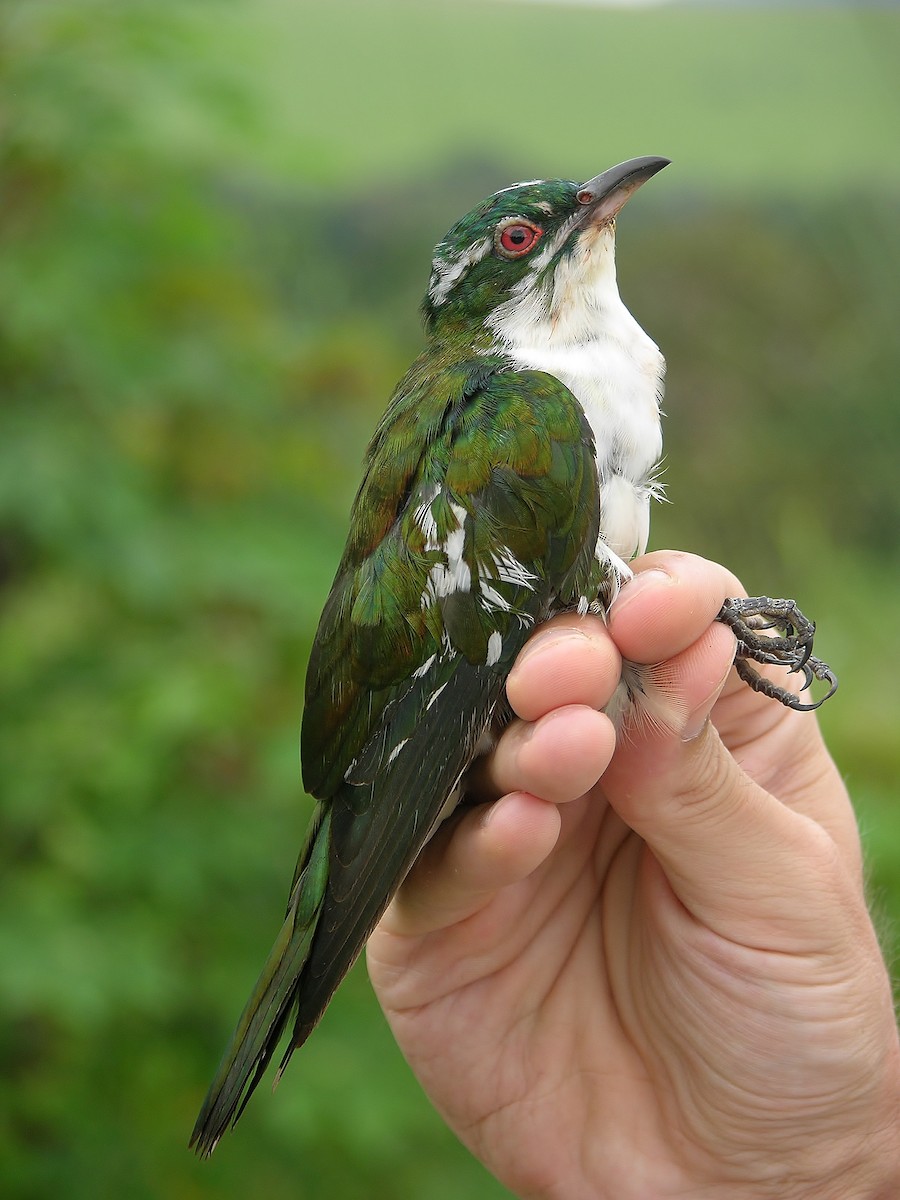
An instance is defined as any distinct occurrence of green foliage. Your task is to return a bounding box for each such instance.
[0,2,897,1198]
[207,0,900,191]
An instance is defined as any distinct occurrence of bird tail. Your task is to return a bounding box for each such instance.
[189,804,332,1158]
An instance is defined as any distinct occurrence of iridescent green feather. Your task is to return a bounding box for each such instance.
[190,356,605,1156]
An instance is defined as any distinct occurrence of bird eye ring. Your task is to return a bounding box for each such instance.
[495,219,543,259]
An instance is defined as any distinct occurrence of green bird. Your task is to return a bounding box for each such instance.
[191,156,835,1156]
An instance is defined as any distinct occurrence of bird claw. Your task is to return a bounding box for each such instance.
[716,596,838,713]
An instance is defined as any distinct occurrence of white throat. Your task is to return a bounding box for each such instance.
[487,224,665,563]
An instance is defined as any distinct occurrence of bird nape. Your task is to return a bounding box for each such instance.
[190,156,836,1157]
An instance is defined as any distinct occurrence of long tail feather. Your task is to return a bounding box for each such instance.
[189,807,331,1157]
[191,655,510,1155]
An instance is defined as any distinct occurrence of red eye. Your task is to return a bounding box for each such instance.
[496,221,542,259]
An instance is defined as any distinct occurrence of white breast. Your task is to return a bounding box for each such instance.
[486,224,666,563]
[487,224,665,561]
[499,330,664,569]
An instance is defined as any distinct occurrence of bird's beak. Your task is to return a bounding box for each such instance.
[576,156,670,223]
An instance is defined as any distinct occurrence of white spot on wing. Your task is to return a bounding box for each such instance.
[413,485,440,542]
[387,738,409,766]
[486,630,503,666]
[426,682,448,711]
[412,652,437,679]
[424,501,472,601]
[489,547,537,589]
[479,582,512,613]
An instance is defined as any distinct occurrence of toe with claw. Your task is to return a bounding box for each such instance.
[716,596,838,713]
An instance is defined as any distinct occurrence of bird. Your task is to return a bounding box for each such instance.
[190,156,835,1156]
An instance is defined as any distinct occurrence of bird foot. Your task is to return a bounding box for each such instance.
[716,596,838,713]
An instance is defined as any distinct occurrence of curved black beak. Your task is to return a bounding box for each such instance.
[577,156,670,221]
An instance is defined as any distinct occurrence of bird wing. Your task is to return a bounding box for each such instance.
[302,356,603,795]
[190,362,603,1154]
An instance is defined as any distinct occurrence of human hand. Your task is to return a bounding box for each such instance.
[367,551,900,1200]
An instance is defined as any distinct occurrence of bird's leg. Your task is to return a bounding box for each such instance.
[716,596,838,713]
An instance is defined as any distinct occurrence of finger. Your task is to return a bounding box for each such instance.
[613,551,861,871]
[609,550,745,665]
[601,625,859,955]
[609,547,785,741]
[381,792,562,938]
[473,704,616,805]
[506,613,621,723]
[709,680,864,878]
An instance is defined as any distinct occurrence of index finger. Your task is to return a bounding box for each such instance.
[505,613,621,723]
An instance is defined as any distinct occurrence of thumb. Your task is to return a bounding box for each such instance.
[601,626,851,955]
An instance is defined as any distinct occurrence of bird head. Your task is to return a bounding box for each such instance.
[423,156,669,347]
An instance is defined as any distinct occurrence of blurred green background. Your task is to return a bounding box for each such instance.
[1,1,898,1196]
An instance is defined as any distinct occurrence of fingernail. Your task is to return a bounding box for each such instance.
[479,792,516,828]
[512,624,591,670]
[681,669,731,741]
[609,569,671,619]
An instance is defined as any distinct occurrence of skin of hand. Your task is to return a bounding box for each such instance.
[367,551,900,1200]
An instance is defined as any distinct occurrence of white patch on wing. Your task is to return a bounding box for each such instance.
[387,738,409,766]
[426,681,448,711]
[413,485,440,542]
[412,652,437,679]
[488,546,537,589]
[425,500,471,600]
[473,544,539,629]
[479,582,512,613]
[486,630,503,666]
[424,783,462,842]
